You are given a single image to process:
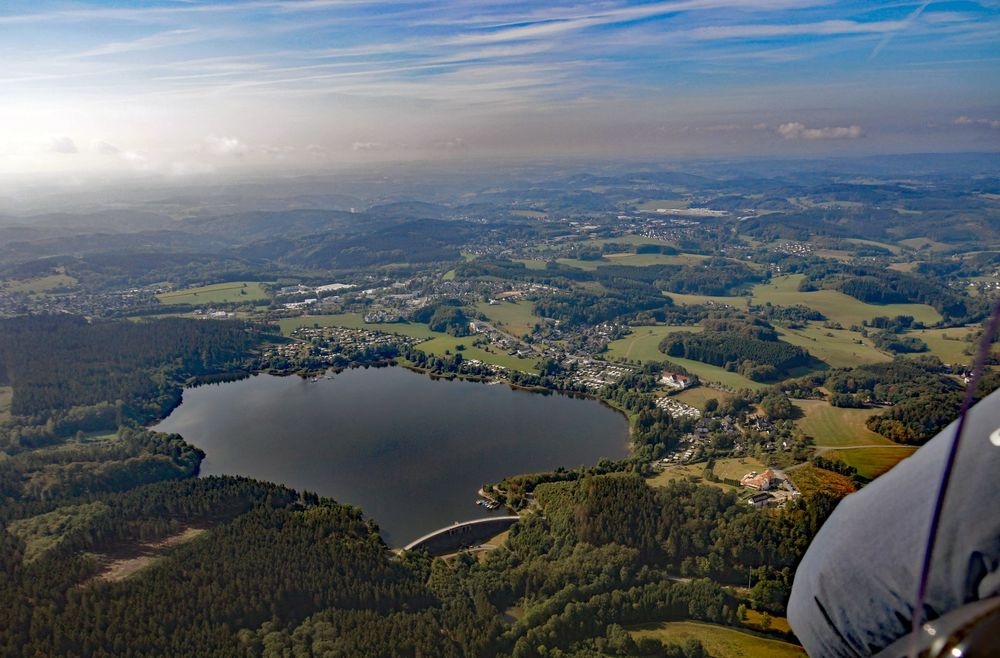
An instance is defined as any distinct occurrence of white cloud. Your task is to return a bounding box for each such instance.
[351,141,386,151]
[48,136,78,154]
[777,122,862,140]
[94,140,120,155]
[204,135,249,156]
[955,115,1000,129]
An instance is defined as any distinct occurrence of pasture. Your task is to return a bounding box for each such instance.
[793,399,892,448]
[2,273,77,294]
[0,385,11,423]
[750,275,942,327]
[825,446,917,479]
[157,281,269,305]
[902,326,977,365]
[606,325,702,362]
[628,621,805,658]
[475,300,539,337]
[777,324,889,369]
[673,385,729,411]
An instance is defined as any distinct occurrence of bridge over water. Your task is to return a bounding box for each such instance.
[403,516,520,555]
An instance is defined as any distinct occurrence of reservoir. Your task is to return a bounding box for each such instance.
[153,366,630,546]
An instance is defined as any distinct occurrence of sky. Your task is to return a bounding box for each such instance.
[1,0,999,180]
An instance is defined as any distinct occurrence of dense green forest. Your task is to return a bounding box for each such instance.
[0,315,265,431]
[658,331,811,382]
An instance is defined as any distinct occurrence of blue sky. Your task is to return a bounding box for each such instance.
[1,0,998,178]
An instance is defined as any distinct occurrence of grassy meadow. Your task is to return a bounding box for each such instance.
[157,281,269,305]
[825,446,917,479]
[628,621,805,658]
[777,324,889,369]
[672,386,730,411]
[475,300,539,337]
[793,399,892,448]
[2,273,78,294]
[606,325,702,362]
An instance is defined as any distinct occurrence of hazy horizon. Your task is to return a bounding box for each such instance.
[2,0,999,184]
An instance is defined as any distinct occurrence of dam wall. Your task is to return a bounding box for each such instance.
[403,516,519,555]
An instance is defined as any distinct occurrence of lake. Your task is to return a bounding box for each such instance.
[153,366,630,546]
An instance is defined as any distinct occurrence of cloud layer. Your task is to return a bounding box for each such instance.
[0,0,997,177]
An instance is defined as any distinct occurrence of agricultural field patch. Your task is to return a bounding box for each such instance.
[475,300,539,337]
[750,275,942,327]
[672,385,730,411]
[787,464,856,498]
[157,281,269,305]
[825,446,917,479]
[777,324,890,369]
[793,399,892,448]
[606,325,702,363]
[628,621,805,658]
[2,273,78,294]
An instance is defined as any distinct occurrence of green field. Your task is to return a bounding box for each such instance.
[415,335,539,372]
[7,502,108,563]
[750,275,942,327]
[661,355,768,391]
[825,446,918,479]
[635,198,688,211]
[793,399,892,448]
[629,621,805,658]
[606,325,702,362]
[903,326,977,365]
[475,301,539,337]
[276,313,538,372]
[513,258,549,270]
[0,385,11,422]
[604,252,708,266]
[2,273,78,294]
[647,463,736,491]
[899,237,951,252]
[673,386,730,411]
[777,324,890,368]
[711,456,768,482]
[586,234,678,248]
[442,269,456,280]
[663,291,747,306]
[157,281,269,305]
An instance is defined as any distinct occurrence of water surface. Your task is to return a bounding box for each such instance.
[154,367,629,545]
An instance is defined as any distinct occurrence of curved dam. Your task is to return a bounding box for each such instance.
[403,516,520,555]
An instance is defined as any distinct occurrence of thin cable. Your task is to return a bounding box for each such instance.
[909,295,1000,657]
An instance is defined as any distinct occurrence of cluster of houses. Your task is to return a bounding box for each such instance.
[655,396,701,420]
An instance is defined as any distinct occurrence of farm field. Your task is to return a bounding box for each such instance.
[673,385,729,410]
[647,463,736,491]
[663,291,745,306]
[788,464,855,498]
[628,621,805,658]
[661,355,769,391]
[903,326,976,365]
[606,325,702,362]
[825,446,918,479]
[711,456,768,482]
[2,273,78,294]
[513,258,548,270]
[750,275,942,327]
[635,198,687,211]
[899,237,951,252]
[585,234,678,248]
[603,252,708,266]
[415,335,539,372]
[475,300,538,337]
[793,399,892,448]
[157,281,269,305]
[777,324,889,368]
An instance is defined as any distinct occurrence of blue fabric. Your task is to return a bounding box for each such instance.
[788,388,1000,657]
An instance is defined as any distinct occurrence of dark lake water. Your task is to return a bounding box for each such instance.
[153,367,629,546]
